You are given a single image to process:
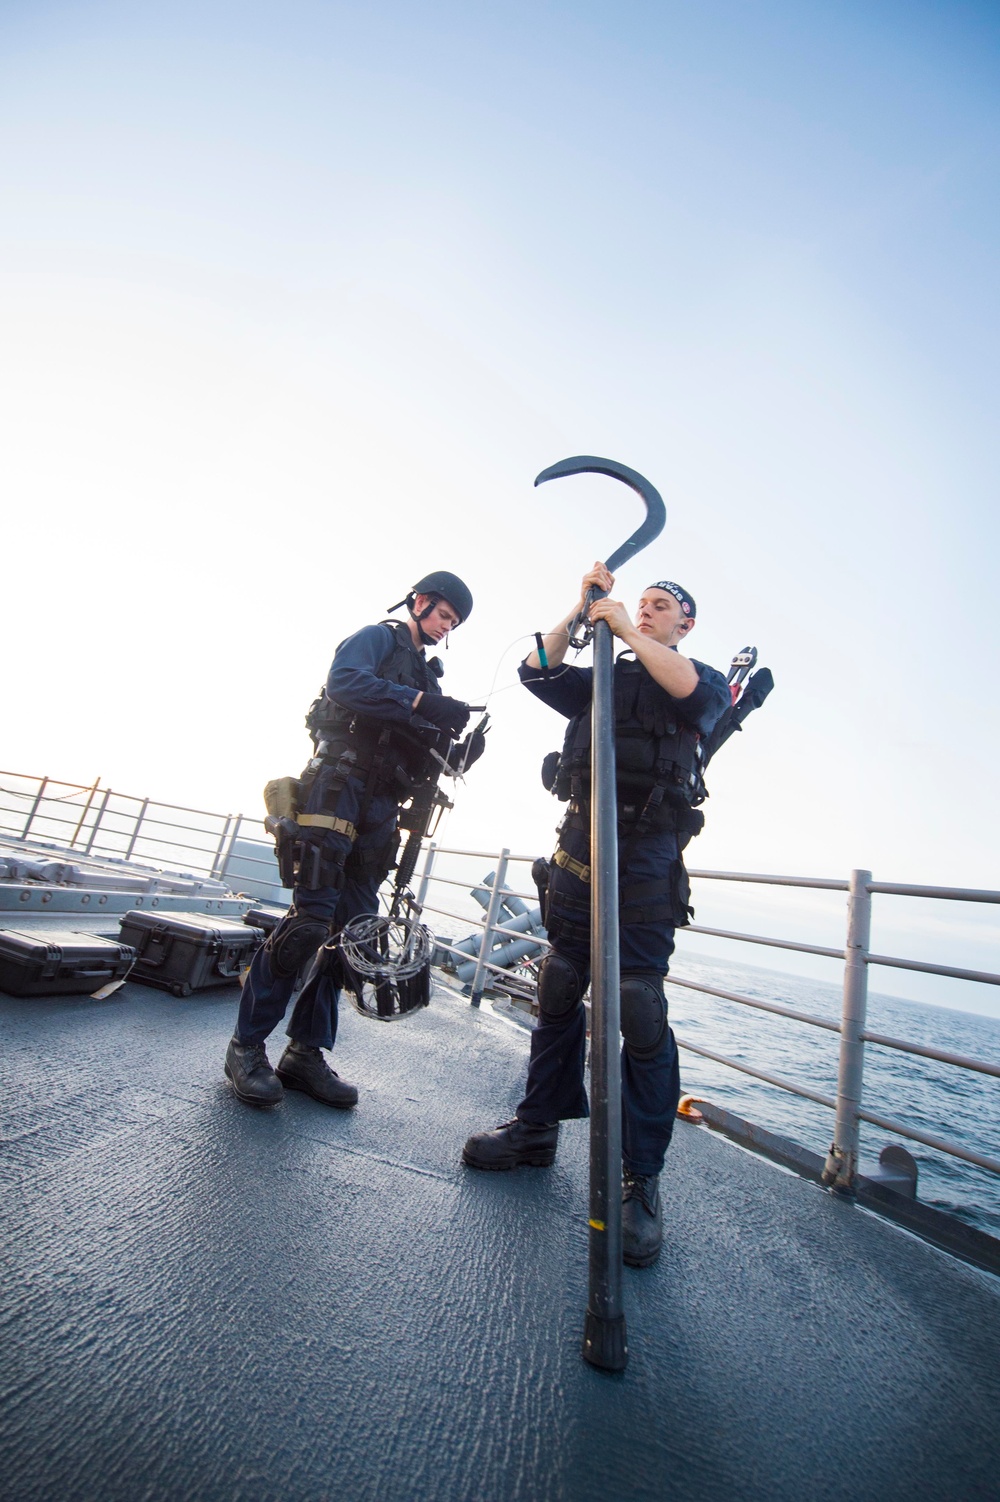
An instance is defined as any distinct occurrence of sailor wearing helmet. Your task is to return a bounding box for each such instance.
[225,571,482,1109]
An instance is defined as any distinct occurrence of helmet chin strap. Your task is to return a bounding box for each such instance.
[410,592,441,646]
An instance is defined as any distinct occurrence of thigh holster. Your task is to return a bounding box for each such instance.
[531,857,551,928]
[620,972,669,1060]
[293,835,348,892]
[543,873,591,948]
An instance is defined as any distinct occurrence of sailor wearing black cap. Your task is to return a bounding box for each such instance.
[225,571,481,1110]
[463,563,729,1269]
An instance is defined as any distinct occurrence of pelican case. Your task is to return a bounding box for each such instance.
[0,929,137,998]
[118,910,266,997]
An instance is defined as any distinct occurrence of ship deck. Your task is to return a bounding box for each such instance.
[2,950,999,1502]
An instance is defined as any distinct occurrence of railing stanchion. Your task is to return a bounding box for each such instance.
[71,778,101,848]
[21,777,49,840]
[124,799,149,861]
[469,849,509,1008]
[210,815,233,880]
[84,789,112,856]
[218,817,243,886]
[823,868,872,1193]
[415,841,437,912]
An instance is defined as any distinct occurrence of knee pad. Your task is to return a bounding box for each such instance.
[620,973,668,1060]
[536,952,585,1021]
[267,910,328,979]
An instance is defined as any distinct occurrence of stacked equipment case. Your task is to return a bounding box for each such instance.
[119,911,266,997]
[0,930,137,998]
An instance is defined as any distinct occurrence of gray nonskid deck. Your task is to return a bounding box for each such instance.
[1,974,998,1502]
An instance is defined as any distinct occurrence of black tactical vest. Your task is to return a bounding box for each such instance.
[553,654,707,817]
[306,620,442,777]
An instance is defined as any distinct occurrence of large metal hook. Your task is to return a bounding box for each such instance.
[534,455,666,574]
[533,454,666,1373]
[535,456,667,645]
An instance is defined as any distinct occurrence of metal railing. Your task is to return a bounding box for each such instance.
[414,841,551,1006]
[677,865,1000,1186]
[3,771,998,1196]
[0,771,282,895]
[414,843,1000,1194]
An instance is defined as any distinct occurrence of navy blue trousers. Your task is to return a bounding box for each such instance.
[235,770,398,1052]
[517,817,683,1178]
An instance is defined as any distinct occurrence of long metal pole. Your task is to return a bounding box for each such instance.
[581,615,628,1372]
[822,868,872,1193]
[533,456,665,1376]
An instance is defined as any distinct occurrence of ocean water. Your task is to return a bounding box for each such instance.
[665,953,1000,1238]
[439,907,1000,1239]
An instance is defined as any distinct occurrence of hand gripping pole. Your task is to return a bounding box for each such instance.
[534,456,666,1374]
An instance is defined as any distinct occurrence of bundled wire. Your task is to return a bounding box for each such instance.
[335,913,434,1021]
[337,913,432,982]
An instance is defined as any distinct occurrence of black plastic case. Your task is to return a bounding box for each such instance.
[118,911,266,997]
[242,907,284,937]
[0,929,136,998]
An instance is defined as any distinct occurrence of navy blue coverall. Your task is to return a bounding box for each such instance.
[515,653,729,1177]
[235,623,435,1054]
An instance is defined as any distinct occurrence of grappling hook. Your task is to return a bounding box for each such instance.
[534,455,667,575]
[533,454,667,1375]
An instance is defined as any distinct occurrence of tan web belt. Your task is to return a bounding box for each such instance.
[296,814,358,840]
[553,847,591,883]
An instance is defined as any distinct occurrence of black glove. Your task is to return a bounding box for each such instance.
[418,694,471,738]
[448,726,488,772]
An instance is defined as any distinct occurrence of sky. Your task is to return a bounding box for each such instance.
[2,0,999,1013]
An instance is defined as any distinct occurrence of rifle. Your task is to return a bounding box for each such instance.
[391,711,488,915]
[338,713,489,1019]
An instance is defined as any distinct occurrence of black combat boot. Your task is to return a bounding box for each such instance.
[275,1041,359,1109]
[225,1038,284,1107]
[462,1118,559,1170]
[622,1170,662,1267]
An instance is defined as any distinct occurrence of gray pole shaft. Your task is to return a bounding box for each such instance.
[581,618,628,1371]
[822,868,872,1193]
